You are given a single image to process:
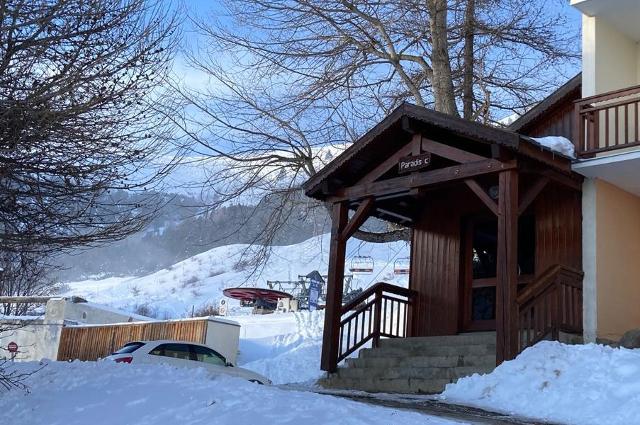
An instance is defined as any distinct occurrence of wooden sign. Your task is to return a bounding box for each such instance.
[398,153,431,173]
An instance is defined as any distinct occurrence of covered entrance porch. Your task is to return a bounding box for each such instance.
[303,104,585,380]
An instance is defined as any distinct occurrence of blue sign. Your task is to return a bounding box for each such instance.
[306,270,324,311]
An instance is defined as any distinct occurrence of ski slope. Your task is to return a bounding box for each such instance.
[62,234,410,319]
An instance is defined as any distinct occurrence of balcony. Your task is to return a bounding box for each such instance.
[574,85,640,158]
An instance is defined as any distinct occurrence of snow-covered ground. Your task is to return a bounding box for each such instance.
[62,234,409,319]
[234,311,325,384]
[0,360,460,425]
[441,341,640,425]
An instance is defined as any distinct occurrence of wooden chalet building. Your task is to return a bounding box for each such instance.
[303,0,640,394]
[303,100,586,393]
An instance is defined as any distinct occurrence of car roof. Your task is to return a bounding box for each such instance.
[128,340,209,348]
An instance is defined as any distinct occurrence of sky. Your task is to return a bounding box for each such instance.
[172,0,584,104]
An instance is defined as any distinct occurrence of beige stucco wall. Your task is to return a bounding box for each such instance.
[593,179,640,340]
[582,15,639,97]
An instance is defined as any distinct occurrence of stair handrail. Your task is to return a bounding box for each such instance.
[341,282,414,314]
[516,264,584,352]
[516,264,583,307]
[337,282,416,365]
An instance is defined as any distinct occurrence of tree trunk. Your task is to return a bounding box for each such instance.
[462,0,476,120]
[428,0,459,116]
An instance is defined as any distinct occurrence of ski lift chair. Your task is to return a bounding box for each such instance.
[393,258,411,275]
[349,256,374,274]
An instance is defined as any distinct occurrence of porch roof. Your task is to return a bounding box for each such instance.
[304,103,575,201]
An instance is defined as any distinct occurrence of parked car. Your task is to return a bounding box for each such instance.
[105,340,271,385]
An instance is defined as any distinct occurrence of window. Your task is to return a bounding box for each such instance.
[472,221,498,280]
[112,342,145,354]
[190,345,226,366]
[149,343,192,360]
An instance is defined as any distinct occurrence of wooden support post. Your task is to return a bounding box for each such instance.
[496,169,519,365]
[372,284,383,348]
[320,202,349,373]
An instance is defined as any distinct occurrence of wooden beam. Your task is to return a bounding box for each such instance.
[422,138,488,163]
[330,159,515,202]
[341,197,374,240]
[520,163,582,191]
[356,134,421,185]
[375,207,413,223]
[321,202,349,373]
[496,169,519,365]
[464,179,498,216]
[518,177,549,216]
[539,169,582,192]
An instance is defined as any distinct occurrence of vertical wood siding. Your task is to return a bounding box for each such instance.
[408,182,582,337]
[57,320,208,361]
[410,206,461,336]
[533,183,582,272]
[408,188,478,337]
[525,101,576,141]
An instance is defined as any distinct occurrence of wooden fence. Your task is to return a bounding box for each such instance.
[57,319,208,361]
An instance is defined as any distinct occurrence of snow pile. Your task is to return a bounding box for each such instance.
[62,234,409,318]
[531,136,576,158]
[0,361,456,425]
[441,341,640,425]
[235,311,325,384]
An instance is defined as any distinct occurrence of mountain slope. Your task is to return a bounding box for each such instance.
[62,234,410,318]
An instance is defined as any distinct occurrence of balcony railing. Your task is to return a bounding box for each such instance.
[574,85,640,158]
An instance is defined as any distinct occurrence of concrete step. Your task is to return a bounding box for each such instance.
[358,343,496,358]
[318,376,453,394]
[336,365,494,381]
[319,334,499,394]
[345,353,496,369]
[378,332,496,348]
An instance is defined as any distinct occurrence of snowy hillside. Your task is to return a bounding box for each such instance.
[62,234,410,319]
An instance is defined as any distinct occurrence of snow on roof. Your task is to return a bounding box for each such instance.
[529,135,576,159]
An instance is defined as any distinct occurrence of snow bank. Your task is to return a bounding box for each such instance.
[235,311,324,384]
[0,361,456,425]
[441,341,640,425]
[531,136,576,158]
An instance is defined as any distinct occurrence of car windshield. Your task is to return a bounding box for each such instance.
[112,342,145,354]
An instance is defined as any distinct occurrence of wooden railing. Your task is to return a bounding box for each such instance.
[337,282,415,365]
[574,85,640,157]
[516,264,584,352]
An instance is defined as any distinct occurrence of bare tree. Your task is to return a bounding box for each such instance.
[0,0,180,390]
[0,0,181,254]
[170,0,578,259]
[0,250,54,316]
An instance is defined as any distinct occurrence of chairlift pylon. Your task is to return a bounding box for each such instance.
[393,257,411,275]
[349,255,374,274]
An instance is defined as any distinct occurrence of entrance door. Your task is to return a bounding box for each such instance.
[462,216,535,331]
